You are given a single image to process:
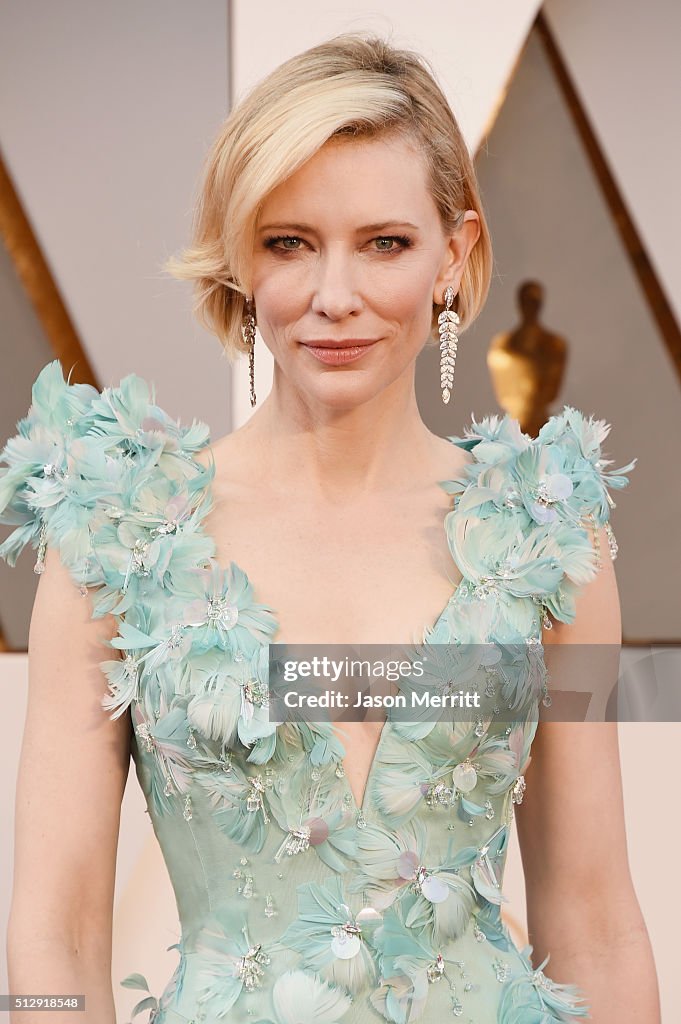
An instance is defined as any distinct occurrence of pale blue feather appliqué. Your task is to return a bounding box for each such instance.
[256,969,353,1024]
[191,906,272,1018]
[273,876,379,994]
[497,944,590,1022]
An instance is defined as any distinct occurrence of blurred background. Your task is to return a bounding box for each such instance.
[1,1,679,1019]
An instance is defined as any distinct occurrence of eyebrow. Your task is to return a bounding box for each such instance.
[257,221,420,233]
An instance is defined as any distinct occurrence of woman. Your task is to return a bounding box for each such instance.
[1,32,659,1024]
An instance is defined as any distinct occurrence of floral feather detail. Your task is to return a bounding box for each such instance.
[193,759,273,852]
[370,904,468,1023]
[193,907,272,1017]
[298,721,348,766]
[414,716,491,769]
[109,616,192,673]
[536,406,636,521]
[442,404,636,631]
[439,822,510,907]
[473,901,514,950]
[447,731,520,800]
[350,819,476,943]
[489,641,549,712]
[0,360,212,579]
[267,774,356,873]
[100,649,142,719]
[119,937,188,1023]
[498,943,590,1022]
[185,644,279,751]
[89,466,215,611]
[272,876,378,994]
[388,641,485,740]
[371,734,440,825]
[132,692,214,818]
[119,971,159,1022]
[258,969,353,1024]
[181,558,278,658]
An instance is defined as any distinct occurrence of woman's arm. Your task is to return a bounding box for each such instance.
[7,543,131,1024]
[515,525,661,1023]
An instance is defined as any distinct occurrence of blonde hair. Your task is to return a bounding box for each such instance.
[164,31,493,361]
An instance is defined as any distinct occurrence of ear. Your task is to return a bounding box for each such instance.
[433,211,481,303]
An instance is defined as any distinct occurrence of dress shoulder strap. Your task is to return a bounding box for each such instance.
[0,358,215,613]
[440,405,636,632]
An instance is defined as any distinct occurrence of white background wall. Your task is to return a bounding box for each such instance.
[0,0,234,434]
[545,0,681,327]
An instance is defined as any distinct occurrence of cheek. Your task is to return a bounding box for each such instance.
[251,271,307,328]
[378,272,435,335]
[251,255,435,336]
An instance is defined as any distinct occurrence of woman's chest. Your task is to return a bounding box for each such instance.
[200,483,463,646]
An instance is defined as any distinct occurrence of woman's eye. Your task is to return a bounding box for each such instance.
[373,235,412,252]
[263,234,412,253]
[264,235,303,251]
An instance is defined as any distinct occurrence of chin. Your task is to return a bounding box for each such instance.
[301,373,386,410]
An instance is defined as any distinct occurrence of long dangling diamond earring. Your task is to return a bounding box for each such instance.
[438,285,460,404]
[242,298,257,407]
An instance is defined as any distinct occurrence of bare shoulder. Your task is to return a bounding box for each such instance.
[194,429,266,495]
[431,432,475,477]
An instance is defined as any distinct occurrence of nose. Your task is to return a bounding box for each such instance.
[309,247,363,320]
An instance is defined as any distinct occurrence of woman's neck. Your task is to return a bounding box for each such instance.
[230,377,443,502]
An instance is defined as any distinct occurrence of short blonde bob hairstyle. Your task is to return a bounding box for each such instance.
[164,31,493,362]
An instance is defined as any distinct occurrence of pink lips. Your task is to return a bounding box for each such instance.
[302,340,378,365]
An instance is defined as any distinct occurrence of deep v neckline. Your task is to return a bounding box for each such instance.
[184,439,471,814]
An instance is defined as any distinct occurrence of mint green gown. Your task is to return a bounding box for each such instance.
[0,361,636,1024]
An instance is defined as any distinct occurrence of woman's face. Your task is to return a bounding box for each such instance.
[250,132,480,410]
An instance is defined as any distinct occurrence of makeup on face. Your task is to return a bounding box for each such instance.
[250,135,452,385]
